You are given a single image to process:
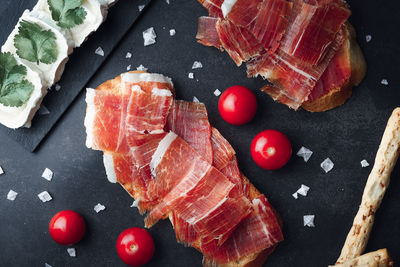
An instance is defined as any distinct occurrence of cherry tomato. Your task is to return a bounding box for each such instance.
[218,85,257,125]
[116,227,155,267]
[251,130,292,170]
[49,210,86,245]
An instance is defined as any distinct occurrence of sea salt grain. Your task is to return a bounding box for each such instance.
[95,46,104,56]
[381,79,389,85]
[0,166,4,175]
[143,27,157,46]
[41,168,53,181]
[169,29,176,36]
[45,263,52,267]
[188,72,194,79]
[214,89,221,96]
[361,159,370,168]
[67,248,76,257]
[365,35,372,43]
[320,158,334,173]
[138,4,145,12]
[55,84,61,91]
[127,65,131,71]
[131,199,139,208]
[193,96,200,103]
[125,52,132,58]
[303,215,315,227]
[296,146,313,162]
[166,0,170,4]
[94,203,106,213]
[192,61,203,69]
[292,192,298,199]
[297,184,310,197]
[7,190,18,201]
[38,191,52,202]
[38,105,50,115]
[137,64,148,71]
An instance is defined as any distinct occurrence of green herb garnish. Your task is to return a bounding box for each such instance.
[0,52,34,107]
[48,0,87,29]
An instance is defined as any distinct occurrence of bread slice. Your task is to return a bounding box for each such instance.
[329,249,393,267]
[302,23,366,112]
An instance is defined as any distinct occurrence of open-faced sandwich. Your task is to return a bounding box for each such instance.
[196,0,366,112]
[84,71,284,266]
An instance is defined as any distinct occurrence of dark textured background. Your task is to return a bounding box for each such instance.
[0,0,399,266]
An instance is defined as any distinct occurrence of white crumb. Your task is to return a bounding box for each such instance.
[381,79,389,85]
[67,248,76,257]
[125,52,132,59]
[38,191,52,202]
[94,203,106,213]
[360,159,370,168]
[38,105,50,115]
[297,184,310,197]
[41,168,53,181]
[143,27,157,46]
[193,96,200,103]
[95,46,104,56]
[188,72,194,79]
[136,64,148,71]
[192,61,203,69]
[169,29,176,36]
[138,4,145,12]
[296,146,313,162]
[7,190,18,201]
[365,35,372,43]
[55,84,61,91]
[320,158,334,173]
[303,215,315,227]
[127,65,131,71]
[214,89,221,96]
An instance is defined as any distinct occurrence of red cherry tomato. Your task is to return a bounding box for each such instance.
[251,130,292,170]
[218,85,257,125]
[116,227,155,267]
[49,210,86,245]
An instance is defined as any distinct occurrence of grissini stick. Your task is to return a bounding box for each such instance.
[336,108,400,264]
[330,249,392,267]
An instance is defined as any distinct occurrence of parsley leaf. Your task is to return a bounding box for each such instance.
[0,52,34,107]
[48,0,87,29]
[14,20,58,65]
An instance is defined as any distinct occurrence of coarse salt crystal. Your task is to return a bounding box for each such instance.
[303,215,315,227]
[188,72,194,79]
[67,248,76,257]
[320,158,334,173]
[192,61,203,69]
[38,105,50,115]
[297,184,310,197]
[169,29,176,36]
[45,263,52,267]
[166,0,170,4]
[127,65,131,71]
[361,159,370,168]
[143,27,157,46]
[136,64,148,71]
[55,84,61,91]
[94,203,106,213]
[292,192,298,199]
[296,146,313,162]
[131,199,139,208]
[193,96,199,103]
[125,52,132,59]
[138,4,145,12]
[0,166,4,175]
[365,35,372,43]
[381,79,389,85]
[41,168,53,181]
[214,89,221,96]
[7,190,18,201]
[38,191,52,202]
[95,46,104,56]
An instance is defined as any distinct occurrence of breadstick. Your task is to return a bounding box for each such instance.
[331,249,392,267]
[336,108,400,263]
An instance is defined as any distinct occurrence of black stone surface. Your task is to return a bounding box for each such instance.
[0,0,400,266]
[0,0,151,151]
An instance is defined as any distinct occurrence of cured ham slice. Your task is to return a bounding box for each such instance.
[216,19,264,66]
[202,195,283,265]
[280,0,350,65]
[198,0,224,17]
[196,16,223,50]
[210,127,235,170]
[166,100,213,164]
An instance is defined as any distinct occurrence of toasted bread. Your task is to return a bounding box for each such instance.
[302,23,366,112]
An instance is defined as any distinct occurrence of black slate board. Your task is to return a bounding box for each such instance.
[1,0,400,266]
[0,0,151,152]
